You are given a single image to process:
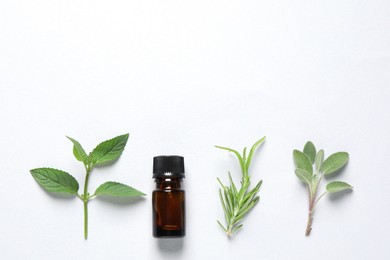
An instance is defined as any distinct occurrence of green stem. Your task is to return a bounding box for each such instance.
[227,222,234,237]
[84,200,88,239]
[83,167,91,240]
[313,191,327,207]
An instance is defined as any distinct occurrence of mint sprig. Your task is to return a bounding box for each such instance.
[215,137,266,237]
[293,141,353,236]
[30,134,145,239]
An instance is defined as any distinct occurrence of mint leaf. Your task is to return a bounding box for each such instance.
[30,168,79,194]
[66,136,88,164]
[303,141,316,164]
[293,150,313,174]
[321,152,349,175]
[94,181,145,197]
[91,134,129,166]
[295,169,312,185]
[326,181,353,193]
[315,149,324,172]
[31,133,144,240]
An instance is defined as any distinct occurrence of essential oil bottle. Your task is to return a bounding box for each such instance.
[152,155,185,238]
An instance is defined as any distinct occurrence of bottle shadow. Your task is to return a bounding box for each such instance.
[156,238,184,255]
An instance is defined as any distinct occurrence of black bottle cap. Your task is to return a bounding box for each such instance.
[153,155,185,178]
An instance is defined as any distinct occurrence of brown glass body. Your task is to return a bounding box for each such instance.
[152,178,185,237]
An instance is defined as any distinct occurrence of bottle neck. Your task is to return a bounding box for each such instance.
[155,178,183,190]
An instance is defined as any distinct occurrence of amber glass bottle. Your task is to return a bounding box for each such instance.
[152,156,185,238]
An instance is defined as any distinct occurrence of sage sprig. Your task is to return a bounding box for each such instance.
[30,134,145,239]
[293,141,353,236]
[215,137,266,237]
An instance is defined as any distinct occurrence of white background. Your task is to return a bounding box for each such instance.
[0,0,389,259]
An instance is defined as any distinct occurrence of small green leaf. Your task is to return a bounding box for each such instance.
[315,149,324,172]
[245,136,266,171]
[242,147,247,162]
[321,152,349,175]
[215,145,244,171]
[66,136,88,164]
[94,181,145,197]
[303,141,316,164]
[295,169,312,185]
[326,181,353,193]
[217,220,227,232]
[91,134,129,166]
[30,168,79,194]
[293,150,313,174]
[245,136,266,172]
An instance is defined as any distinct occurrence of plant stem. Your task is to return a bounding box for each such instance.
[227,226,233,237]
[84,200,88,239]
[305,207,313,236]
[83,167,91,240]
[305,187,317,236]
[314,191,327,207]
[305,172,325,236]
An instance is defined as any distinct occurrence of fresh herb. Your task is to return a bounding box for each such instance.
[30,134,145,239]
[215,137,266,237]
[293,141,353,236]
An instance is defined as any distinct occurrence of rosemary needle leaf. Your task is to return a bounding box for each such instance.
[232,224,244,235]
[245,137,266,172]
[219,189,228,216]
[217,220,228,233]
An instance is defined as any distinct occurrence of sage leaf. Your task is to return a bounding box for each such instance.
[326,181,353,193]
[295,169,312,185]
[94,181,145,197]
[66,136,88,164]
[303,141,316,164]
[315,149,324,172]
[321,152,349,175]
[30,168,79,194]
[293,142,353,236]
[293,150,313,174]
[91,134,129,166]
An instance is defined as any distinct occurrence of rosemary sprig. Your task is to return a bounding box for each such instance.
[215,137,266,237]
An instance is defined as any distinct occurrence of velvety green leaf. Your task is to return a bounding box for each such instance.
[91,134,129,166]
[326,181,353,193]
[293,150,313,174]
[315,149,324,172]
[303,141,316,164]
[30,168,79,194]
[66,136,88,164]
[321,152,349,175]
[94,181,145,197]
[295,169,312,185]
